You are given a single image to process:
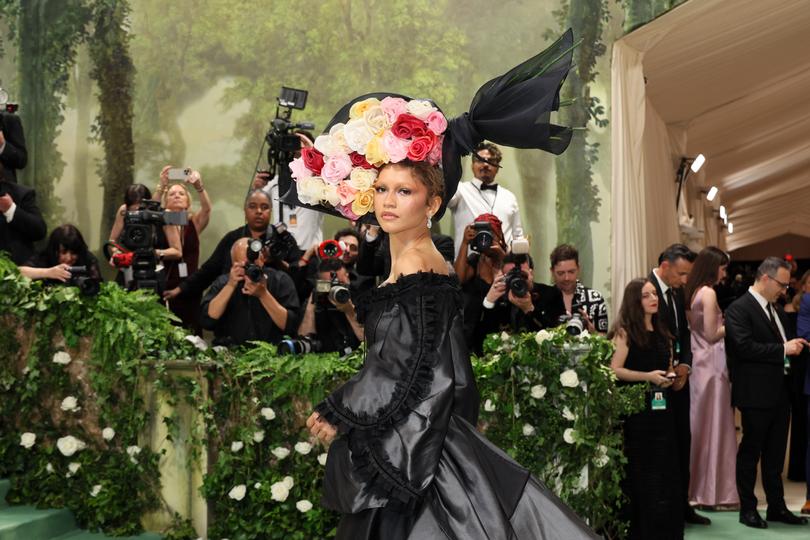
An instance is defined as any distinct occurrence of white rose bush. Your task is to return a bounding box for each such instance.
[474,325,645,537]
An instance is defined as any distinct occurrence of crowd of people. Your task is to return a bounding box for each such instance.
[3,113,810,536]
[610,244,810,537]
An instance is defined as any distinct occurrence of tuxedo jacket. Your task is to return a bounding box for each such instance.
[0,112,28,183]
[648,271,692,367]
[724,291,793,409]
[0,181,47,264]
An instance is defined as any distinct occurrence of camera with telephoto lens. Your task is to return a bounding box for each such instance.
[244,239,265,283]
[67,265,100,296]
[470,221,494,253]
[279,334,322,355]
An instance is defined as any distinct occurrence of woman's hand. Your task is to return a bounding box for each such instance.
[306,411,337,444]
[486,271,507,303]
[647,370,673,387]
[47,264,72,282]
[186,169,203,191]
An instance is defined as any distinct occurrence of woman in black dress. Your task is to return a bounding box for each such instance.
[295,29,597,539]
[609,278,683,539]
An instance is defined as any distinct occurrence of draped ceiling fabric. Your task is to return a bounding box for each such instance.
[611,0,810,308]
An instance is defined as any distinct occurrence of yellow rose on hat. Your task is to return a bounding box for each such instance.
[349,97,381,120]
[352,189,375,216]
[364,135,389,167]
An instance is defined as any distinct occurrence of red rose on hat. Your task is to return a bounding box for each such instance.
[391,114,428,140]
[301,147,325,175]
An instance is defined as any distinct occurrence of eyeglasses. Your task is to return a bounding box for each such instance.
[769,276,790,289]
[473,154,502,168]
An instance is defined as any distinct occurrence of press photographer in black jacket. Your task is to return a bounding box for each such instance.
[0,163,46,264]
[0,110,27,183]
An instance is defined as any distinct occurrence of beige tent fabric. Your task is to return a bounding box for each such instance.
[611,0,810,306]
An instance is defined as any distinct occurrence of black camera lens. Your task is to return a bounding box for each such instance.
[329,285,351,305]
[245,263,264,282]
[471,230,494,253]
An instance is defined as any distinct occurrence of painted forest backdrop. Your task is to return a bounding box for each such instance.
[0,0,685,302]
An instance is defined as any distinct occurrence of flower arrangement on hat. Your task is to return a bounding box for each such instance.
[289,96,447,220]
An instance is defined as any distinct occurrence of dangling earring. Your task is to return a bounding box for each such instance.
[427,215,432,228]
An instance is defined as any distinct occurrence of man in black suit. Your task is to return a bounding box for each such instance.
[0,164,46,264]
[0,111,28,183]
[649,243,709,525]
[725,257,808,529]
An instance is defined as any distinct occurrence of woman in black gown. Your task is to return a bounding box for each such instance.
[609,279,683,539]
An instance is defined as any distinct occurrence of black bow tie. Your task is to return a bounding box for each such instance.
[480,183,498,191]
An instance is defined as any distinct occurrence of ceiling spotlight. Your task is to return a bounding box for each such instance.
[719,205,727,220]
[728,222,733,234]
[706,186,718,201]
[690,153,706,173]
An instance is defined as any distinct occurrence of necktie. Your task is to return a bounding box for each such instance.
[666,288,678,334]
[480,183,498,191]
[767,303,785,342]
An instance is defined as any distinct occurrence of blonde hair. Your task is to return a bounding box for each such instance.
[163,182,196,219]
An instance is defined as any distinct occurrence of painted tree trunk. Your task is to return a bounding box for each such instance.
[555,0,605,285]
[72,44,92,238]
[89,0,134,243]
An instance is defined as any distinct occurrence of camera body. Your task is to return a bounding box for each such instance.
[244,239,265,283]
[315,273,351,308]
[119,200,188,292]
[559,303,585,336]
[265,86,314,181]
[263,222,296,263]
[470,222,494,253]
[66,265,100,296]
[504,264,530,298]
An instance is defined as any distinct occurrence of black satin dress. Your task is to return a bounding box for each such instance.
[315,273,598,539]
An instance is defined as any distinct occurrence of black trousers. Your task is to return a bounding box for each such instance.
[671,381,691,511]
[736,390,791,513]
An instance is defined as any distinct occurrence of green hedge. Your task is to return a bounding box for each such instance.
[0,254,643,539]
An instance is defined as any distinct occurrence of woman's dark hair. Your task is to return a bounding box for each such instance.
[608,278,669,347]
[684,246,730,307]
[42,224,90,266]
[124,184,152,207]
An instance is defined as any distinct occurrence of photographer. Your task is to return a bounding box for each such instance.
[164,189,301,303]
[296,257,363,355]
[0,109,27,183]
[454,213,507,286]
[107,184,182,266]
[0,163,46,264]
[470,252,565,355]
[550,243,609,334]
[19,224,101,292]
[200,237,300,347]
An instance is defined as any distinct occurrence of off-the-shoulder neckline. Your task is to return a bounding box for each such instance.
[378,271,454,289]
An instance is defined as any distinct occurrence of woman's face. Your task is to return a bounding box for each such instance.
[717,264,728,283]
[641,281,659,315]
[58,246,78,266]
[373,166,437,235]
[166,184,189,211]
[802,278,810,294]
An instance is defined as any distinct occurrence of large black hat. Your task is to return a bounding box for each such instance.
[281,29,575,223]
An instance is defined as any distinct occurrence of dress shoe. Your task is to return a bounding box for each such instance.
[766,508,808,525]
[739,509,767,529]
[684,507,711,525]
[801,501,810,515]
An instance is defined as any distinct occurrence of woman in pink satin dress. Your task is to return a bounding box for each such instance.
[684,247,739,509]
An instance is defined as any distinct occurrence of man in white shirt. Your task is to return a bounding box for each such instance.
[447,142,523,257]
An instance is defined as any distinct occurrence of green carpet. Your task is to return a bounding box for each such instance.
[0,479,161,540]
[686,511,810,539]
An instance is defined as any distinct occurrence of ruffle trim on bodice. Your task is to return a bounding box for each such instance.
[315,272,459,509]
